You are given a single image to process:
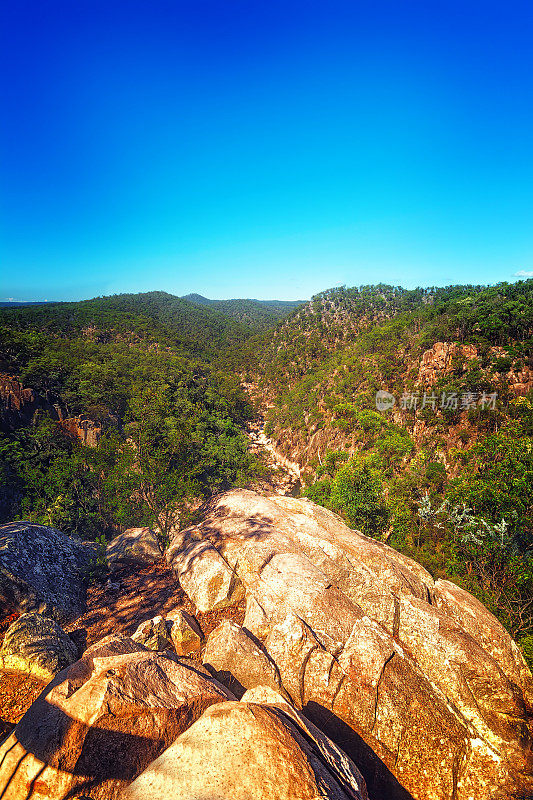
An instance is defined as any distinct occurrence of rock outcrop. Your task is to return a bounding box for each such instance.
[0,612,78,680]
[0,374,62,433]
[0,521,93,622]
[60,415,102,447]
[124,685,369,800]
[204,619,284,698]
[166,525,244,612]
[168,489,533,800]
[2,490,531,800]
[0,636,234,800]
[106,526,163,571]
[416,342,478,387]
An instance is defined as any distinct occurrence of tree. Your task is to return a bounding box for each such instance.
[306,453,390,536]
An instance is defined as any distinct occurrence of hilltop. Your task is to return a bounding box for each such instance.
[182,293,304,328]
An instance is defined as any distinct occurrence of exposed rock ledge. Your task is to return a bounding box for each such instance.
[1,491,531,800]
[168,489,533,800]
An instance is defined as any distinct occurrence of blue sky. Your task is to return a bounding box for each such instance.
[1,0,533,301]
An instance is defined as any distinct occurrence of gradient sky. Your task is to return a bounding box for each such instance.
[2,0,533,301]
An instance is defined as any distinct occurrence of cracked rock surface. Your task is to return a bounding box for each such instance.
[0,636,234,800]
[175,489,533,800]
[124,685,369,800]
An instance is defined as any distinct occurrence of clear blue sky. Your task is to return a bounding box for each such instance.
[1,0,533,302]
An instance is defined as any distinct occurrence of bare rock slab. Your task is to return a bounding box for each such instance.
[172,489,533,800]
[203,619,284,698]
[0,636,235,800]
[123,686,369,800]
[166,526,244,612]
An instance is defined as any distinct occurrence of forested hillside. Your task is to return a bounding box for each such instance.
[0,292,265,541]
[1,291,252,361]
[1,282,532,663]
[249,280,533,660]
[182,293,303,329]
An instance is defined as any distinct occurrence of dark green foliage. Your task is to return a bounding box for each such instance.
[182,294,303,328]
[306,455,390,535]
[0,291,251,363]
[0,293,263,538]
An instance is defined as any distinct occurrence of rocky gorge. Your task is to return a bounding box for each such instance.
[0,490,531,800]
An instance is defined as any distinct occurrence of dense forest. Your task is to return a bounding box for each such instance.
[248,280,533,663]
[0,292,267,542]
[182,293,303,329]
[1,281,532,664]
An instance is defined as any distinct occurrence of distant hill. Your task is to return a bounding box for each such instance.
[182,293,304,328]
[0,291,253,361]
[0,301,54,308]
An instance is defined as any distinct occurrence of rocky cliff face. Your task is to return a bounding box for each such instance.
[60,415,102,447]
[0,373,102,446]
[417,341,533,393]
[0,374,62,432]
[263,339,533,479]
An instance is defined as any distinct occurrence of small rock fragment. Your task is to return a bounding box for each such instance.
[131,616,172,651]
[167,609,203,656]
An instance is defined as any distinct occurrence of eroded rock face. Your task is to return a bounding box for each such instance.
[60,415,102,447]
[417,342,478,387]
[0,612,78,680]
[172,489,533,800]
[166,526,244,612]
[0,521,92,622]
[124,686,369,800]
[203,619,284,698]
[0,636,235,800]
[0,374,61,433]
[106,526,163,571]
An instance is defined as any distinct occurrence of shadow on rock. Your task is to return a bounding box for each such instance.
[305,701,416,800]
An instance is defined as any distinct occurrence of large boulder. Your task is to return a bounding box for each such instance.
[433,578,533,706]
[0,521,93,622]
[106,526,163,571]
[170,489,533,800]
[0,636,235,800]
[0,612,78,680]
[124,685,369,800]
[166,525,244,612]
[203,619,284,698]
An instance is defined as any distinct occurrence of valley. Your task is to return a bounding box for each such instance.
[0,281,532,800]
